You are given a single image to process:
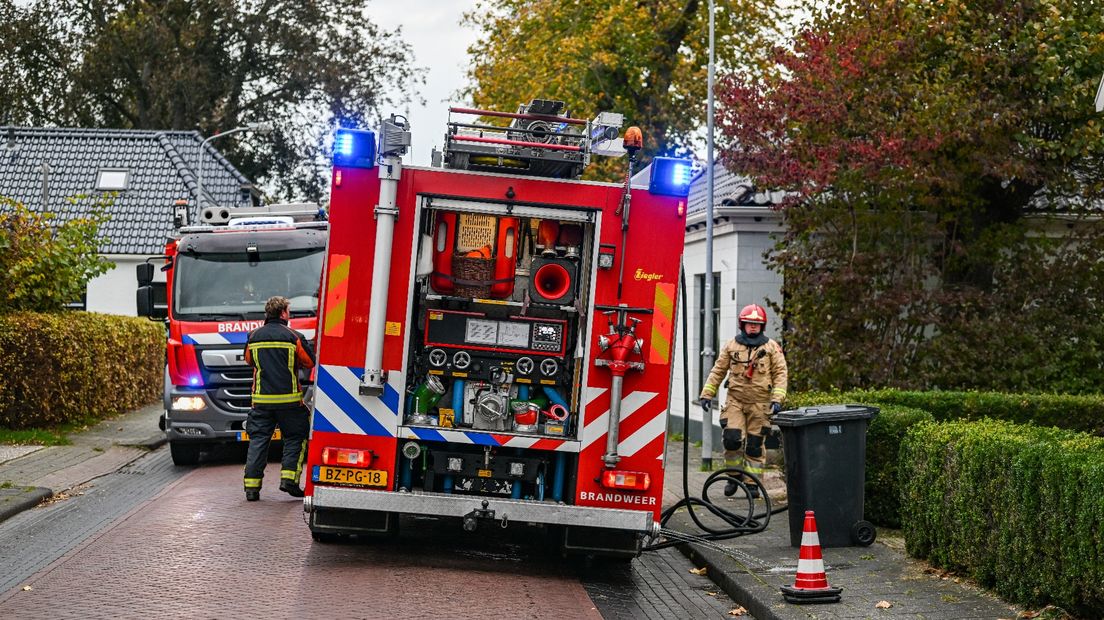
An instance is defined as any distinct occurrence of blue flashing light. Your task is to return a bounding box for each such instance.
[189,376,201,386]
[648,156,695,197]
[335,132,355,157]
[332,128,377,169]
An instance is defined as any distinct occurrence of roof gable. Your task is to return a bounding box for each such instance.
[0,127,254,255]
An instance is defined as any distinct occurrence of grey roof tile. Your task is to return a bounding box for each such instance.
[0,126,254,255]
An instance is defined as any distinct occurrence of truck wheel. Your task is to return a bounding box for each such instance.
[311,530,345,544]
[850,520,876,546]
[170,442,201,466]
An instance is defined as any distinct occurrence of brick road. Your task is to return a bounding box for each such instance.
[0,452,744,619]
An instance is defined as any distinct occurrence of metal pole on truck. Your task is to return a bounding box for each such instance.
[701,0,717,469]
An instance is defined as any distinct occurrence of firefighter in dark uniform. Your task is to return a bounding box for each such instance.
[243,296,316,501]
[699,303,788,497]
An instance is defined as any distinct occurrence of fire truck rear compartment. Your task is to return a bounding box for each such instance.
[403,199,596,446]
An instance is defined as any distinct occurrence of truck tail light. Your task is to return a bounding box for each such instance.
[600,470,651,491]
[321,447,373,468]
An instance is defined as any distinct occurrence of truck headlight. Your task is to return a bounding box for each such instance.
[171,396,207,411]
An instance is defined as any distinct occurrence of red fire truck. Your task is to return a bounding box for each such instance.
[137,203,328,466]
[305,100,693,557]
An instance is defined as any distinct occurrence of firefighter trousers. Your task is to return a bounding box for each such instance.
[243,405,309,490]
[719,401,771,477]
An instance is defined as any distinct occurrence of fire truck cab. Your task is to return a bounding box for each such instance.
[138,202,328,466]
[305,101,692,557]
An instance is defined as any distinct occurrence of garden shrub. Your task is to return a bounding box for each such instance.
[899,420,1104,616]
[0,312,163,429]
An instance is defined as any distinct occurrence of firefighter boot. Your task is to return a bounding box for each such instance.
[244,477,262,501]
[279,479,304,498]
[723,477,760,498]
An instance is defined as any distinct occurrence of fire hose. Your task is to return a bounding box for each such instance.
[643,268,787,552]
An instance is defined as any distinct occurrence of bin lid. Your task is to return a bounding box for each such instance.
[773,404,879,427]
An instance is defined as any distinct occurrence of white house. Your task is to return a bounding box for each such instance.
[0,127,256,315]
[668,162,786,439]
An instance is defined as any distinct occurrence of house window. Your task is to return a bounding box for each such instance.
[695,272,721,387]
[96,168,130,190]
[64,291,87,311]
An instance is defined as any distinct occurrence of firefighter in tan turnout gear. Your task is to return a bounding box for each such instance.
[699,303,788,497]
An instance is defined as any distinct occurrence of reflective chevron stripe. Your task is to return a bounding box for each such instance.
[312,364,401,437]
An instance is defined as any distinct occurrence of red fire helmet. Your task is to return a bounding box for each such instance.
[738,304,768,326]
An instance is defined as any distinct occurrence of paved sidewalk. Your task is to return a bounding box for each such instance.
[0,403,164,522]
[661,440,1025,620]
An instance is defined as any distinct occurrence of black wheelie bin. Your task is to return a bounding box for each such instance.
[773,404,879,548]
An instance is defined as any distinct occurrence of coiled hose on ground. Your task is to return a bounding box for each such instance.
[643,267,787,552]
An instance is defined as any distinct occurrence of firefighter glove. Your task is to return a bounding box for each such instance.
[699,397,713,412]
[770,402,782,416]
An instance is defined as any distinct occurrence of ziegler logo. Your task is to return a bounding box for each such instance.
[634,269,663,282]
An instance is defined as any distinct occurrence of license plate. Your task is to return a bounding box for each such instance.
[237,429,282,442]
[313,466,388,488]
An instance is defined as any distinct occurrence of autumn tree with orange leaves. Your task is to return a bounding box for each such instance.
[464,0,789,178]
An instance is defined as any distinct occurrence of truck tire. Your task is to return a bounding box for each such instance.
[170,442,201,466]
[310,530,345,544]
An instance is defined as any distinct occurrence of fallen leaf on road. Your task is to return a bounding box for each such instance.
[689,566,707,575]
[727,607,747,616]
[706,591,718,596]
[875,600,892,609]
[21,585,31,591]
[1019,612,1040,619]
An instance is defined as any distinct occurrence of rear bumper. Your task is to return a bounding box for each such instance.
[307,486,659,535]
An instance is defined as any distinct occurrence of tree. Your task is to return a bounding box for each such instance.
[715,0,1104,391]
[463,0,788,177]
[0,196,114,313]
[0,0,420,201]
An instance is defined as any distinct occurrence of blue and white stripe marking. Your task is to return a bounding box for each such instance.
[398,427,580,452]
[312,364,401,437]
[184,328,316,346]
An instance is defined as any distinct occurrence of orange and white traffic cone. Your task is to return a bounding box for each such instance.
[780,510,842,604]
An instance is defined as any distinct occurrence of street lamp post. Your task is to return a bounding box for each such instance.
[195,122,274,209]
[701,0,717,469]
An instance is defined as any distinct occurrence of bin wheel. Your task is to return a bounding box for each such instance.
[851,520,876,546]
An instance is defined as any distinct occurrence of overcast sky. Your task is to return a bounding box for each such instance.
[367,1,481,166]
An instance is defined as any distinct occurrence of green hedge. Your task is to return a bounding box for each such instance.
[900,420,1104,616]
[0,312,163,429]
[783,394,933,528]
[795,388,1104,435]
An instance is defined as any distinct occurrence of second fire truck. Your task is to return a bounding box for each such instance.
[137,202,328,465]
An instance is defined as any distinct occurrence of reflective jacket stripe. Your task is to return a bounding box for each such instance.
[247,342,300,404]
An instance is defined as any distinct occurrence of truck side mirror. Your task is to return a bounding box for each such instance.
[137,284,167,319]
[136,263,154,286]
